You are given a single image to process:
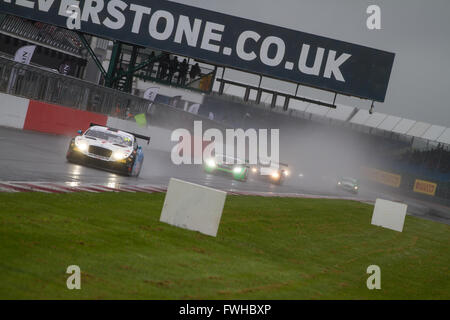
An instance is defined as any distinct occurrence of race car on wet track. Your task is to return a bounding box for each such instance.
[250,162,290,185]
[66,124,150,177]
[204,154,249,181]
[336,176,359,194]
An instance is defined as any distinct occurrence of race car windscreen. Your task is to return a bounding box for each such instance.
[85,129,133,147]
[342,177,358,184]
[216,155,246,165]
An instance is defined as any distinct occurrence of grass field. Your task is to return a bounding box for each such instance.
[0,192,448,299]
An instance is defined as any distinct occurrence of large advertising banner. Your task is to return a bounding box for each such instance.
[362,167,402,188]
[413,179,437,196]
[0,0,395,102]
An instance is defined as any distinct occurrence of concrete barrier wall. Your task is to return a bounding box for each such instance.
[24,100,108,136]
[0,92,233,157]
[0,92,30,129]
[0,93,180,154]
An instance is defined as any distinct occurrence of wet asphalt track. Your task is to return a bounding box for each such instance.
[0,126,448,224]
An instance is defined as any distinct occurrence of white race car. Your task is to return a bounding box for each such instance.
[250,162,290,185]
[66,124,150,177]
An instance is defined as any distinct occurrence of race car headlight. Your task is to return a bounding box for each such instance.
[233,166,243,174]
[205,158,216,168]
[252,167,258,173]
[337,181,342,185]
[75,140,88,152]
[112,150,128,160]
[354,186,358,190]
[271,172,280,179]
[283,170,290,176]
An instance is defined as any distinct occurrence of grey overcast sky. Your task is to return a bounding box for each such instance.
[170,0,450,127]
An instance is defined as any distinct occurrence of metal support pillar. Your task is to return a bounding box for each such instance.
[105,41,122,88]
[124,46,139,93]
[77,33,107,79]
[208,66,218,94]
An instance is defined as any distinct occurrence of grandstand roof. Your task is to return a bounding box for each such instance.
[0,15,85,57]
[303,103,449,146]
[216,64,449,147]
[437,128,450,145]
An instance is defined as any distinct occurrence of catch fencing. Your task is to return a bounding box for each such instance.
[0,55,223,132]
[0,56,148,115]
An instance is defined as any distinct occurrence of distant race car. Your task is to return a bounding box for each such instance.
[250,162,290,185]
[336,177,359,194]
[66,124,150,177]
[203,154,249,181]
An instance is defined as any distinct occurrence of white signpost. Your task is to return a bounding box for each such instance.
[371,198,407,232]
[160,178,227,237]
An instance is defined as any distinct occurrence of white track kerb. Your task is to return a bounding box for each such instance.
[160,178,227,237]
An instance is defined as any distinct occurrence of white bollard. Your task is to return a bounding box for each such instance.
[371,198,407,232]
[160,178,227,237]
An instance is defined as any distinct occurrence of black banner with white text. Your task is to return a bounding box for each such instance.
[0,0,395,102]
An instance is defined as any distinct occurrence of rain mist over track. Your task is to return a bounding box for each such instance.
[0,126,448,224]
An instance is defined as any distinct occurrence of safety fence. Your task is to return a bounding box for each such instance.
[0,56,148,115]
[0,56,225,133]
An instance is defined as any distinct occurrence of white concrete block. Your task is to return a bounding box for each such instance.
[223,68,260,87]
[350,109,371,125]
[0,92,29,129]
[407,121,431,138]
[392,118,416,135]
[160,178,227,237]
[437,128,450,145]
[422,125,446,141]
[371,199,407,232]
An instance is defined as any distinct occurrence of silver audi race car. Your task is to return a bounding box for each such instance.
[66,124,150,177]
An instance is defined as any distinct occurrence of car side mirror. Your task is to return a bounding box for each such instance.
[77,130,83,135]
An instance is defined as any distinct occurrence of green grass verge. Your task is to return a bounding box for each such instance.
[0,192,448,299]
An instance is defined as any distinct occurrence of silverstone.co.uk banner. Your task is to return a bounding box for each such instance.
[0,0,395,102]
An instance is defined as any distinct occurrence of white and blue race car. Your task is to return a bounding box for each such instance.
[66,124,149,177]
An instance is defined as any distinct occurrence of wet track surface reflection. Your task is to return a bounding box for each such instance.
[0,126,449,224]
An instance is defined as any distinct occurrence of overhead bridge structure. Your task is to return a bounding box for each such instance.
[0,0,395,110]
